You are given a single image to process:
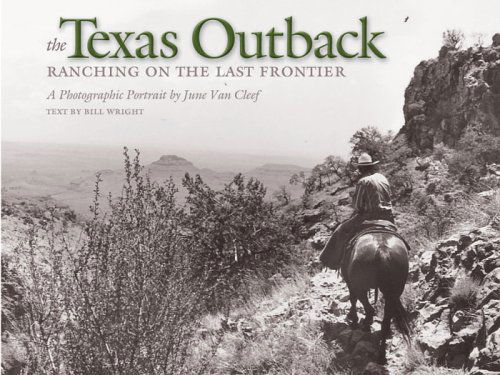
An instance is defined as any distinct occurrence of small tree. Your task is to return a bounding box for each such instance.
[442,29,464,49]
[289,171,306,186]
[349,126,393,163]
[323,155,349,183]
[472,32,485,49]
[273,185,291,206]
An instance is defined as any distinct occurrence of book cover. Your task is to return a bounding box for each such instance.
[2,1,500,374]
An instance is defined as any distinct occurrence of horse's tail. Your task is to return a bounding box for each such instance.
[387,296,412,343]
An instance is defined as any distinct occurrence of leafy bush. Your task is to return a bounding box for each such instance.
[413,193,456,238]
[444,127,500,190]
[227,322,333,375]
[442,29,464,49]
[14,224,67,375]
[389,166,414,202]
[401,284,424,315]
[204,318,335,375]
[349,126,393,163]
[17,149,208,375]
[183,172,297,310]
[403,345,429,373]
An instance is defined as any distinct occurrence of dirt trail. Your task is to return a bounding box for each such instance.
[307,269,408,374]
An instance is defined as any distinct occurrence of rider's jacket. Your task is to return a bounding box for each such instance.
[352,172,393,218]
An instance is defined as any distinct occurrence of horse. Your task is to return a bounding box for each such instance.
[340,231,411,364]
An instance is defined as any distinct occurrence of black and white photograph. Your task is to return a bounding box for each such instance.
[1,1,500,374]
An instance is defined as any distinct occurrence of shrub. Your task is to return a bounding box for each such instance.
[215,321,334,375]
[449,274,480,310]
[442,29,464,49]
[17,149,209,375]
[412,192,456,239]
[183,172,297,311]
[403,345,468,374]
[401,283,424,315]
[272,185,291,206]
[403,345,429,373]
[389,166,414,202]
[445,127,500,191]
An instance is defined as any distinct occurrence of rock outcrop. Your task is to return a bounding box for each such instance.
[408,222,500,373]
[400,36,500,151]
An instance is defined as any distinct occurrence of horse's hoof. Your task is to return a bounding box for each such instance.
[361,322,372,332]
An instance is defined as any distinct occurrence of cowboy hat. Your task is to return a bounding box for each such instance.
[355,152,379,166]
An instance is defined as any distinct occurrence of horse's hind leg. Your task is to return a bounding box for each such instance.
[359,292,375,332]
[346,289,359,327]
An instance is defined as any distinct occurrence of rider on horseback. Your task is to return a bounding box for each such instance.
[320,152,394,270]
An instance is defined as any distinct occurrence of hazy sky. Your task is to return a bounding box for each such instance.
[2,0,499,165]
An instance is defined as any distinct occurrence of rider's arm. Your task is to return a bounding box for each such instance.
[353,179,372,214]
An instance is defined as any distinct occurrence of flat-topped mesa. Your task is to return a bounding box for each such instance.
[150,155,195,169]
[399,34,500,152]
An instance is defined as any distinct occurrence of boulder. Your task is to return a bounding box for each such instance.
[263,303,290,323]
[419,303,447,323]
[417,320,452,362]
[302,208,324,224]
[493,33,500,47]
[290,298,312,312]
[419,250,435,274]
[470,368,500,375]
[309,227,331,250]
[446,328,477,368]
[482,299,500,335]
[458,234,475,251]
[479,269,500,307]
[337,197,350,206]
[475,328,500,371]
[1,333,27,375]
[307,222,327,236]
[484,256,500,274]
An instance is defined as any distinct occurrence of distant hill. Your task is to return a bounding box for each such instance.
[2,148,310,216]
[247,163,309,198]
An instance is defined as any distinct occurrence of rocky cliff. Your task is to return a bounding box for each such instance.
[410,221,500,374]
[400,35,500,151]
